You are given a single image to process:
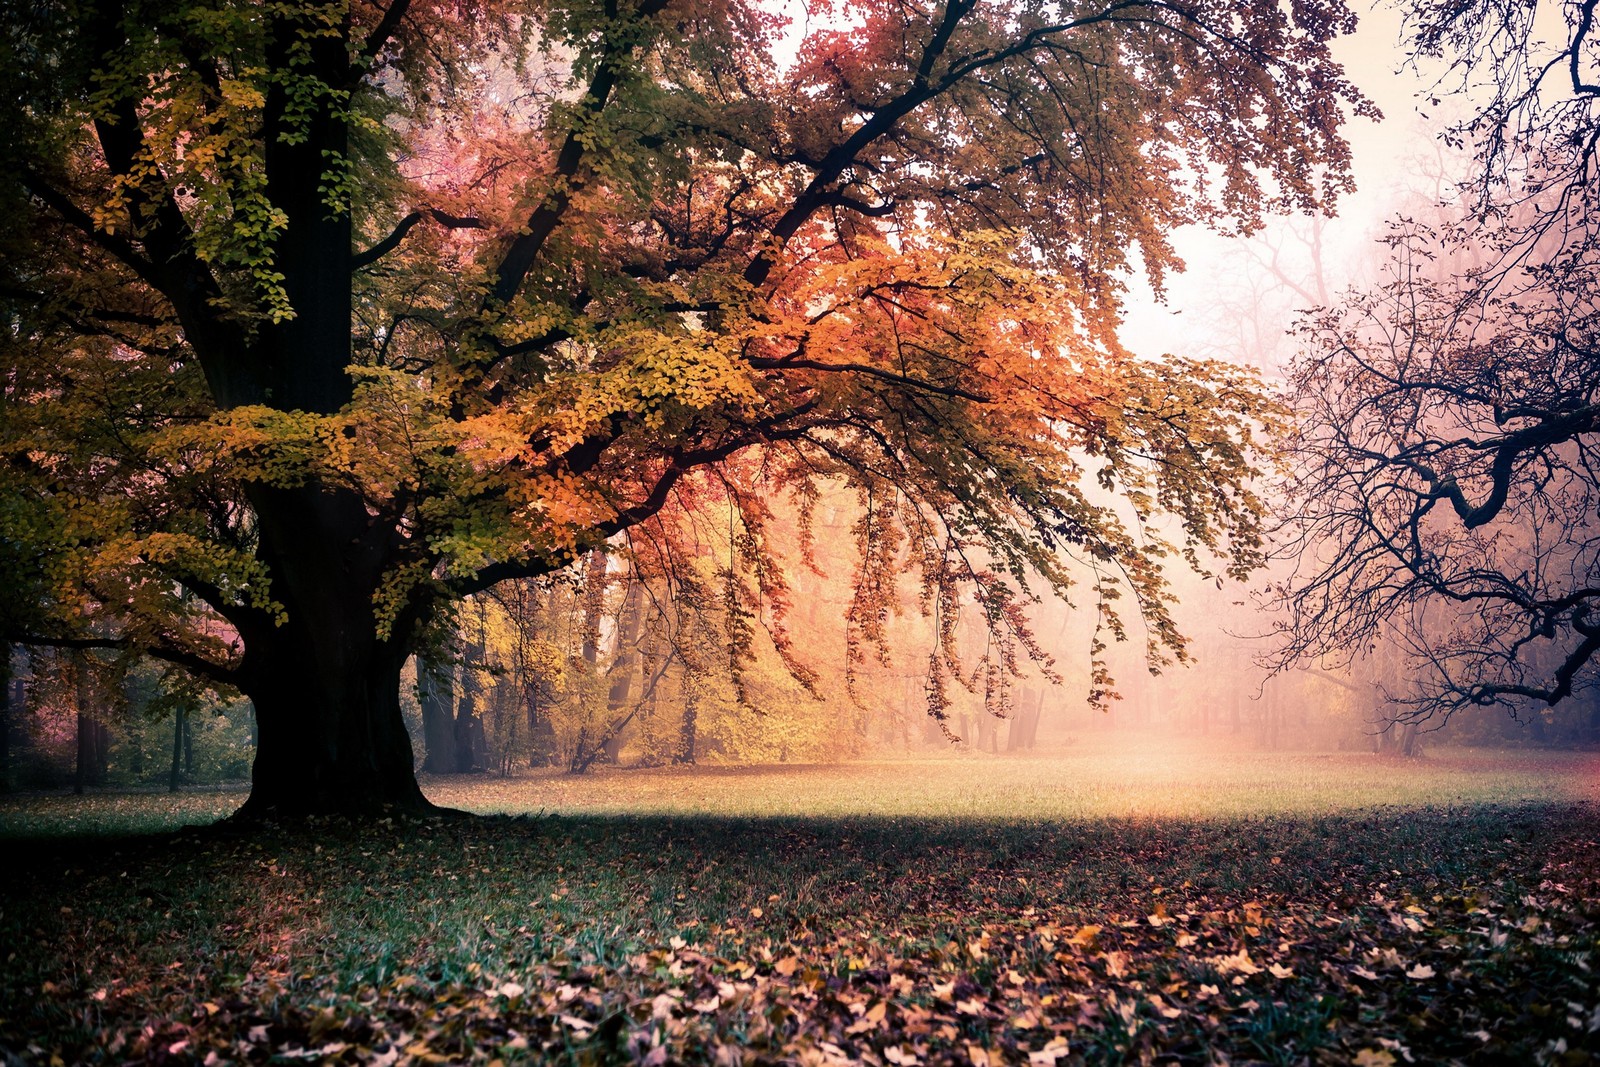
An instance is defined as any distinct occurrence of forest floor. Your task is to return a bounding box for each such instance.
[3,739,1599,1065]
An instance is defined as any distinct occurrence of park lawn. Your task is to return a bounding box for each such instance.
[2,743,1599,1065]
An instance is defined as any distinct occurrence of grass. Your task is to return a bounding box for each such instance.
[420,740,1600,820]
[3,737,1598,1065]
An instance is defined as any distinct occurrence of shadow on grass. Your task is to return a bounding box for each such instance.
[3,801,1593,1065]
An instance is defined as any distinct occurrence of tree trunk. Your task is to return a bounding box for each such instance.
[71,652,107,793]
[600,580,644,765]
[1399,719,1421,757]
[675,688,698,765]
[74,707,91,795]
[73,657,92,795]
[1020,689,1043,749]
[126,696,144,778]
[170,703,185,792]
[234,594,430,818]
[417,654,457,775]
[454,631,485,774]
[0,641,11,790]
[1527,711,1549,744]
[211,10,435,820]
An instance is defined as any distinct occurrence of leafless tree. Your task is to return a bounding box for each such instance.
[1269,214,1600,722]
[1267,1,1600,729]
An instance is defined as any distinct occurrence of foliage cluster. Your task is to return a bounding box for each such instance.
[1,0,1368,812]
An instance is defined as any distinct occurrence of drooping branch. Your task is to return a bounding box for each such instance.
[0,285,169,329]
[448,415,824,598]
[17,169,160,285]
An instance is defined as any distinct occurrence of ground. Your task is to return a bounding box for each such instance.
[3,737,1598,1065]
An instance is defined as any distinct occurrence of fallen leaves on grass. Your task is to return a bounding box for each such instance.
[4,806,1600,1064]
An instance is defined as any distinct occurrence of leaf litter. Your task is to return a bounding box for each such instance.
[2,801,1597,1064]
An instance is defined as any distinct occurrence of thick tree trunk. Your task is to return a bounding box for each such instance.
[198,9,433,819]
[238,642,427,817]
[233,564,431,818]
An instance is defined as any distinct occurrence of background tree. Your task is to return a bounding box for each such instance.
[1272,0,1600,728]
[1272,214,1600,724]
[1,0,1369,817]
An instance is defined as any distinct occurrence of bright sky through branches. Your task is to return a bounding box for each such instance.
[767,0,1447,368]
[1121,2,1440,365]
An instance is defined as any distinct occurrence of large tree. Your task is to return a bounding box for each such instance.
[1,0,1368,816]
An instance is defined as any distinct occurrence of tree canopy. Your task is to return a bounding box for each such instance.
[1,0,1370,815]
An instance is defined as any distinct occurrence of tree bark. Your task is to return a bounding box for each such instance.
[233,578,431,818]
[417,653,457,775]
[0,642,11,790]
[197,8,441,819]
[1399,719,1421,757]
[73,652,99,794]
[675,689,698,765]
[454,629,486,773]
[600,580,644,765]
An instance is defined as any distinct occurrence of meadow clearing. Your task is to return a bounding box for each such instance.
[3,736,1598,1064]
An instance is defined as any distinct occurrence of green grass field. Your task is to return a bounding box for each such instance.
[3,739,1598,1064]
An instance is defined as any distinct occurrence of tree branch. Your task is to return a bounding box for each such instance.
[360,0,413,65]
[4,631,243,689]
[353,208,485,269]
[747,355,991,403]
[487,0,672,308]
